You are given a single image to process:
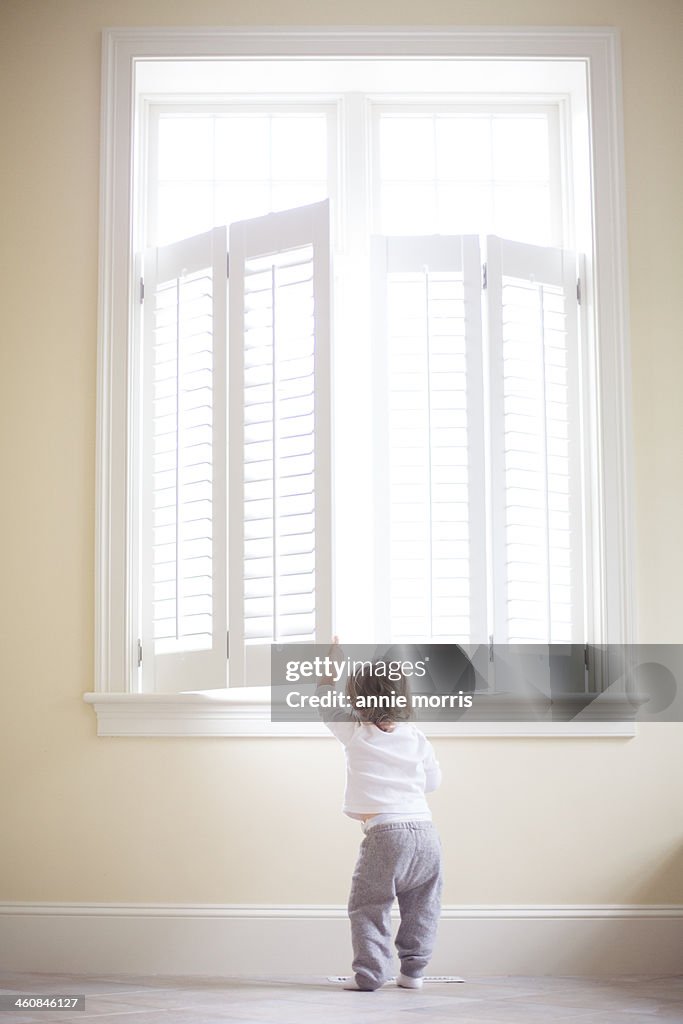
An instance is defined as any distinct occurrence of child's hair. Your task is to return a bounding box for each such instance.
[346,662,412,731]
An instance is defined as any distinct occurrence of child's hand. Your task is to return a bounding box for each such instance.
[319,635,343,687]
[328,634,343,660]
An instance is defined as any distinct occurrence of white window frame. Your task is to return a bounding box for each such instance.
[86,26,637,737]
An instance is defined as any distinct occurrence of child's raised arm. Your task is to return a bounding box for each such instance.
[318,635,343,686]
[317,636,357,745]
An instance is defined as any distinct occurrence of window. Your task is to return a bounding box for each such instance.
[89,29,635,736]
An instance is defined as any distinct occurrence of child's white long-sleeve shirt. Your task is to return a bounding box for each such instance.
[320,693,442,820]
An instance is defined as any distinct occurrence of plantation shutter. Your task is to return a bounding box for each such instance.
[141,227,228,692]
[485,236,584,644]
[372,235,488,644]
[228,201,332,685]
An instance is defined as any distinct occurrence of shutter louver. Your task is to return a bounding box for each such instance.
[243,246,316,642]
[373,236,487,644]
[229,202,332,685]
[486,236,583,644]
[141,227,228,692]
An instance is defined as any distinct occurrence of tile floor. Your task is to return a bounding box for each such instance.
[1,972,682,1024]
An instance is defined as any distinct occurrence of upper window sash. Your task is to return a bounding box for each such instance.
[143,102,338,250]
[368,101,564,246]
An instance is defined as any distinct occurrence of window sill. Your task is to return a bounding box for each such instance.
[83,690,637,738]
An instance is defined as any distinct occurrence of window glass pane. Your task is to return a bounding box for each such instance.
[378,109,554,241]
[437,184,493,234]
[435,116,492,181]
[154,111,331,245]
[271,181,328,212]
[214,182,271,226]
[494,184,551,245]
[380,183,436,234]
[271,115,328,180]
[158,116,213,181]
[214,116,270,180]
[157,184,213,245]
[492,115,550,182]
[379,116,435,181]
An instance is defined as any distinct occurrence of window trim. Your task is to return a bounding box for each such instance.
[83,688,637,737]
[89,26,636,737]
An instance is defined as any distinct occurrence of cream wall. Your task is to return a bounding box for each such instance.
[1,0,682,908]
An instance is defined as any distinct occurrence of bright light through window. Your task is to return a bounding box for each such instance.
[151,107,558,249]
[377,112,554,244]
[154,112,329,246]
[140,89,578,666]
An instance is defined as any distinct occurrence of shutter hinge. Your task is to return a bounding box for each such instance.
[139,277,145,304]
[584,643,589,670]
[137,639,143,667]
[488,634,494,663]
[226,253,230,278]
[482,262,488,290]
[576,277,581,305]
[226,631,230,658]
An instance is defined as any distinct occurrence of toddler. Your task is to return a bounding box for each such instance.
[318,638,443,992]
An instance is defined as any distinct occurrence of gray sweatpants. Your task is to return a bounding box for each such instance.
[347,820,443,991]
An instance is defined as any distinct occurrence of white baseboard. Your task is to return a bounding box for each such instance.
[1,903,682,977]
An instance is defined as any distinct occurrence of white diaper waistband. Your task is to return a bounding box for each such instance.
[361,811,432,834]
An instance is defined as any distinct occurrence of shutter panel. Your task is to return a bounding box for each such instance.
[229,201,332,685]
[372,236,488,644]
[485,235,584,644]
[141,227,228,692]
